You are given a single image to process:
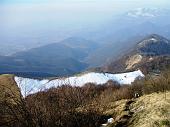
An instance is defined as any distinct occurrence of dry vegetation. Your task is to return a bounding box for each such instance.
[0,68,170,127]
[129,92,170,127]
[0,75,35,127]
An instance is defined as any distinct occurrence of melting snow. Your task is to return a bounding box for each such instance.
[107,118,114,123]
[150,38,158,42]
[15,70,144,97]
[127,8,157,18]
[101,118,114,126]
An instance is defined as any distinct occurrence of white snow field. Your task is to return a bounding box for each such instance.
[15,70,144,97]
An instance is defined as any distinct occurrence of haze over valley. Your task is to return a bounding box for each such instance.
[1,1,170,77]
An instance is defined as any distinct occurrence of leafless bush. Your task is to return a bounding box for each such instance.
[24,84,108,127]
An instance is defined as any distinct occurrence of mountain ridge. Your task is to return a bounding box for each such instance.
[100,34,170,73]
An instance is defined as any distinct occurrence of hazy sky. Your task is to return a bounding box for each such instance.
[1,0,169,28]
[0,0,170,40]
[1,0,169,7]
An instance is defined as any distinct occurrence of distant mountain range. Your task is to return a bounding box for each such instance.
[77,8,170,66]
[0,38,98,78]
[79,8,170,40]
[0,8,170,77]
[0,33,169,78]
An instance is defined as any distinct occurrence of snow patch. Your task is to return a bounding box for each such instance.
[127,8,158,18]
[101,118,114,127]
[107,118,114,123]
[150,38,158,42]
[15,70,144,97]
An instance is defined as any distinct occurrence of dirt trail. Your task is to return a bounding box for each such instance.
[114,100,135,127]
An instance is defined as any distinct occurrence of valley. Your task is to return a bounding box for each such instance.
[1,8,170,78]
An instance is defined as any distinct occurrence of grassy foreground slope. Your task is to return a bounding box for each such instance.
[103,92,170,127]
[130,92,170,127]
[0,75,35,127]
[0,74,21,126]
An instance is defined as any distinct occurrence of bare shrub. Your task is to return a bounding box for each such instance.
[25,84,107,127]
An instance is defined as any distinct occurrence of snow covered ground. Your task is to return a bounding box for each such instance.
[15,70,144,97]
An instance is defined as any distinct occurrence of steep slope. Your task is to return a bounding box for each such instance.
[85,36,143,67]
[0,75,29,126]
[101,92,170,127]
[101,34,170,73]
[129,92,170,127]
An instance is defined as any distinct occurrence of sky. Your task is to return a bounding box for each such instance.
[1,0,169,26]
[1,0,169,7]
[0,0,170,43]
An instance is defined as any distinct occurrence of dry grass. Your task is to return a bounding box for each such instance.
[0,74,21,100]
[99,91,170,127]
[0,74,34,127]
[103,100,128,120]
[0,74,21,125]
[129,92,170,127]
[126,54,142,70]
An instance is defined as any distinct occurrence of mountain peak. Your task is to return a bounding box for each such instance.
[138,34,169,46]
[137,34,170,55]
[147,34,167,39]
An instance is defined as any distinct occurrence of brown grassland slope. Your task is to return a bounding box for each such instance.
[129,92,170,127]
[102,92,170,127]
[0,74,34,127]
